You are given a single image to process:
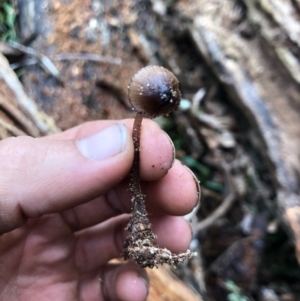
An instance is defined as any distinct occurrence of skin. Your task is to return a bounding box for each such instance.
[0,119,200,301]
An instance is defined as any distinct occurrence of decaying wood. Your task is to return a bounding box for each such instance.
[0,52,60,137]
[147,266,203,301]
[176,0,300,262]
[17,0,138,130]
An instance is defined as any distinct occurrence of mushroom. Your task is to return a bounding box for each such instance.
[128,65,181,118]
[122,65,196,268]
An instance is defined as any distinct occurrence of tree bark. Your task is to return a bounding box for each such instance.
[179,0,300,261]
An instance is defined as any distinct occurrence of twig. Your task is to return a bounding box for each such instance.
[195,162,237,233]
[191,87,206,112]
[193,111,225,132]
[0,53,60,135]
[1,41,62,82]
[54,53,122,65]
[0,118,26,137]
[195,191,236,233]
[0,41,37,57]
[10,53,122,69]
[0,97,40,137]
[9,58,38,70]
[2,42,122,79]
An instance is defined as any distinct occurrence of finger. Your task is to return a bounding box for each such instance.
[0,123,134,233]
[45,119,175,181]
[146,160,201,214]
[63,160,200,231]
[75,215,192,273]
[80,262,149,301]
[102,263,149,301]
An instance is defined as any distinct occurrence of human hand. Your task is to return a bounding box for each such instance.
[0,119,200,301]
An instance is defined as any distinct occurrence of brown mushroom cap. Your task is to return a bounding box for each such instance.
[128,65,181,118]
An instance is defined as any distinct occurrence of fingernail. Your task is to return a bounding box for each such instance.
[185,166,201,207]
[138,275,149,301]
[163,131,176,167]
[76,123,127,160]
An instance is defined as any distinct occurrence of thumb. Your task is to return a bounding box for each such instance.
[0,123,133,233]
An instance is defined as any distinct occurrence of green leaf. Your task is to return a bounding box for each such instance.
[180,156,210,177]
[226,280,239,293]
[226,281,249,301]
[3,3,14,29]
[204,180,224,192]
[228,293,240,301]
[0,12,4,24]
[2,30,10,41]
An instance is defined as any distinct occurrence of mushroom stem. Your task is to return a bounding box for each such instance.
[122,112,196,268]
[131,112,143,199]
[123,113,157,265]
[127,112,152,228]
